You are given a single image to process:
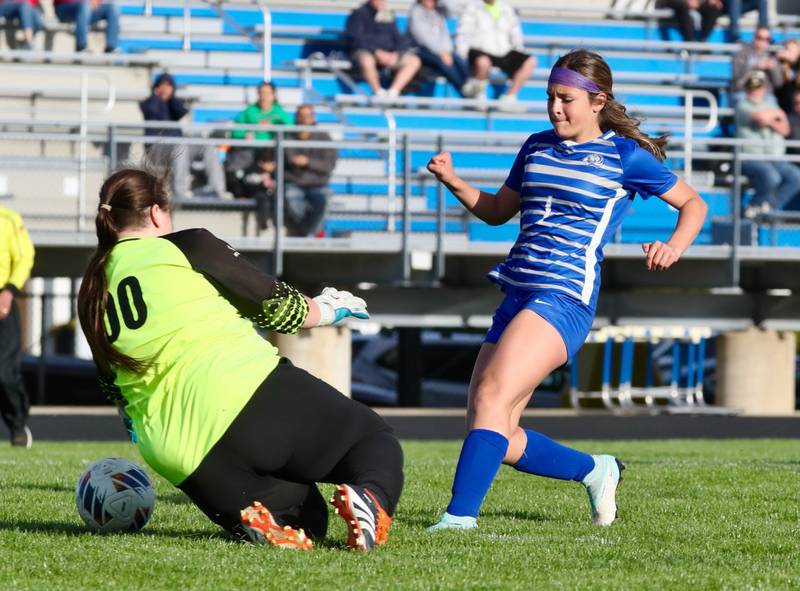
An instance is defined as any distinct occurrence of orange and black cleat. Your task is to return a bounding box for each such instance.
[330,484,392,552]
[240,501,313,550]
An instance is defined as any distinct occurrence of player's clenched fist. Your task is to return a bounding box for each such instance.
[642,240,680,271]
[427,151,456,184]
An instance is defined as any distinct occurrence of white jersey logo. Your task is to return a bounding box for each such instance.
[583,153,604,167]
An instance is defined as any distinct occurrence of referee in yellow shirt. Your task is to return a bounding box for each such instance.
[0,206,34,448]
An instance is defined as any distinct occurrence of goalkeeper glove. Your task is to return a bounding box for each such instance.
[313,287,369,326]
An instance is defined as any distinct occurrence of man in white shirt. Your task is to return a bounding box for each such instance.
[455,0,536,107]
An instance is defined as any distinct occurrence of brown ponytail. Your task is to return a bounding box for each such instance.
[77,168,170,375]
[553,49,668,161]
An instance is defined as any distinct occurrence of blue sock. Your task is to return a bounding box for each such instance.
[512,429,595,482]
[446,429,509,518]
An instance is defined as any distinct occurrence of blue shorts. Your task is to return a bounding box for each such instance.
[484,287,595,359]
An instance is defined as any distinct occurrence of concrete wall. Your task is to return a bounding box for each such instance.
[717,328,797,415]
[270,326,353,397]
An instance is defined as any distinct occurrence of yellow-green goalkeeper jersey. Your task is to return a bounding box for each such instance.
[100,228,308,485]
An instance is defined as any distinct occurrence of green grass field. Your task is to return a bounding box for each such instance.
[0,440,798,590]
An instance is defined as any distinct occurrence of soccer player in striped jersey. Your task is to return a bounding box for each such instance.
[426,49,708,530]
[77,168,403,551]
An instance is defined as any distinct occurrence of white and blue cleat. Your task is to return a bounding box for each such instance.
[583,454,626,526]
[426,512,478,532]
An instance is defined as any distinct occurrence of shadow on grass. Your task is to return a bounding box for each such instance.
[155,491,195,505]
[1,483,74,494]
[397,507,548,528]
[0,486,208,507]
[480,509,547,522]
[0,519,226,540]
[0,520,88,535]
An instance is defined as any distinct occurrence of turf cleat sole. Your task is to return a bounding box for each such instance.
[240,501,313,550]
[330,484,392,552]
[586,455,626,526]
[426,512,478,532]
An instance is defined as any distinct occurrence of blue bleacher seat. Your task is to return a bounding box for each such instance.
[107,1,796,247]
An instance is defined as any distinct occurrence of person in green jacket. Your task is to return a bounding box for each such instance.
[77,167,403,551]
[227,82,293,195]
[232,82,292,141]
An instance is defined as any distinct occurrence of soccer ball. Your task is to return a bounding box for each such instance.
[75,457,156,533]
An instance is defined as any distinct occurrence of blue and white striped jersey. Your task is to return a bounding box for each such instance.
[490,129,677,310]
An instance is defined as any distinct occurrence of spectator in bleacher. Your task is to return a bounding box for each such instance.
[0,205,34,448]
[232,82,293,142]
[735,71,800,217]
[139,73,227,200]
[732,26,783,100]
[240,148,277,232]
[660,0,723,42]
[408,0,472,97]
[227,82,292,196]
[284,104,338,237]
[725,0,767,43]
[776,38,800,113]
[344,0,423,99]
[0,0,44,50]
[454,0,536,109]
[53,0,120,53]
[787,90,800,157]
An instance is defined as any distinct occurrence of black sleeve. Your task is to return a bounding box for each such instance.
[163,228,309,333]
[309,137,338,176]
[345,8,372,51]
[391,23,408,53]
[139,95,165,121]
[167,97,189,121]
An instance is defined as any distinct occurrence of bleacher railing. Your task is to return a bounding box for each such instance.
[0,64,117,232]
[3,118,800,284]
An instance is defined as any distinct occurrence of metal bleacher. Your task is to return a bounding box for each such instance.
[3,0,800,363]
[2,0,800,263]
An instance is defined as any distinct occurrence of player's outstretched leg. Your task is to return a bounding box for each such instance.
[240,501,314,550]
[509,429,625,525]
[582,455,626,526]
[330,483,392,552]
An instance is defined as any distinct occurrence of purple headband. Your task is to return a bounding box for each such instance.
[548,67,601,93]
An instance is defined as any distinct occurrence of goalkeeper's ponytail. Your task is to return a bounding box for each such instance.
[77,167,170,375]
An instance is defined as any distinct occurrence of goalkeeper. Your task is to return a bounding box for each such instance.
[77,167,403,552]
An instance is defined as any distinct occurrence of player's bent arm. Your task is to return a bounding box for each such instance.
[442,176,521,226]
[657,179,708,256]
[163,229,309,333]
[163,229,369,332]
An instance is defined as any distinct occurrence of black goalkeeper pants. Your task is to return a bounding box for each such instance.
[0,299,30,433]
[179,358,404,539]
